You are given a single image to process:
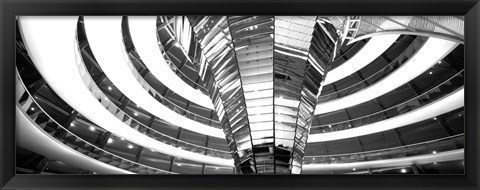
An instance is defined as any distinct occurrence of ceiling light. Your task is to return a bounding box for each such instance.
[432,151,437,154]
[249,26,254,30]
[433,117,437,120]
[328,125,332,128]
[128,144,134,149]
[401,169,407,173]
[438,61,442,64]
[107,138,113,144]
[89,126,96,131]
[458,114,462,116]
[108,86,112,90]
[134,112,139,116]
[30,107,35,111]
[352,168,356,171]
[120,137,125,141]
[177,163,182,166]
[104,97,108,100]
[429,71,433,75]
[70,123,75,127]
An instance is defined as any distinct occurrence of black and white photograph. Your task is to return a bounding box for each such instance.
[14,15,465,175]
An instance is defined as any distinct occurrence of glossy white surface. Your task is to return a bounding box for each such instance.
[128,16,214,109]
[308,87,464,142]
[83,16,224,138]
[323,34,400,85]
[16,106,133,174]
[19,16,233,166]
[315,37,459,114]
[302,149,463,172]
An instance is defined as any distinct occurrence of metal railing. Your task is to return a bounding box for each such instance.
[123,48,222,129]
[311,69,464,134]
[16,69,175,174]
[304,134,464,164]
[318,36,428,103]
[81,44,221,129]
[74,40,231,159]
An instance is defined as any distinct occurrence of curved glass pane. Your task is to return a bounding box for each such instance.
[78,18,221,129]
[318,36,427,103]
[304,134,464,164]
[311,70,464,134]
[124,49,220,128]
[16,69,174,174]
[74,40,231,159]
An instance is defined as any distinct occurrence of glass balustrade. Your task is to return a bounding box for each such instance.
[129,15,208,95]
[73,40,231,159]
[81,44,218,128]
[304,134,464,165]
[317,36,428,103]
[122,49,221,128]
[16,69,175,174]
[77,19,220,129]
[311,69,464,134]
[79,40,221,129]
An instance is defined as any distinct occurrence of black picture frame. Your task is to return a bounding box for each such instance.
[1,0,479,189]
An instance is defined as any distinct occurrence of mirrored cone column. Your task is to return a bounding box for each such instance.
[189,16,338,174]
